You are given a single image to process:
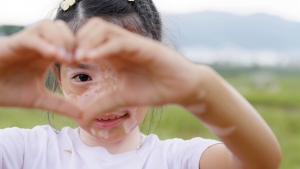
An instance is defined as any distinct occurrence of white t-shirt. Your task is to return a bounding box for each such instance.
[0,125,220,169]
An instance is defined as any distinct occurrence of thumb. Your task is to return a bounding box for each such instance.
[86,90,126,117]
[34,92,82,118]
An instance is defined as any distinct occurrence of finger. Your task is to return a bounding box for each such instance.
[86,90,126,117]
[82,39,144,67]
[54,20,76,62]
[26,22,74,64]
[76,18,106,43]
[22,36,58,60]
[54,20,75,51]
[25,36,72,64]
[33,92,83,118]
[75,19,110,59]
[83,40,123,61]
[37,21,65,47]
[37,21,72,61]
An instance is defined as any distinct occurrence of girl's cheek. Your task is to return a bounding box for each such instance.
[123,112,138,134]
[64,91,94,109]
[63,92,79,103]
[63,77,117,105]
[93,107,147,142]
[122,106,148,134]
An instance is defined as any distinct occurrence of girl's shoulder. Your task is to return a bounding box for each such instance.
[138,134,221,169]
[142,133,221,157]
[0,125,72,135]
[0,125,76,145]
[0,125,53,137]
[144,133,220,148]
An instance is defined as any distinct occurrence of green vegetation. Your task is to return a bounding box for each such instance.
[0,69,299,169]
[0,25,24,36]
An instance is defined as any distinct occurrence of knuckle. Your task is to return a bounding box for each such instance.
[76,30,85,40]
[37,20,51,27]
[54,20,69,28]
[97,25,111,36]
[90,17,102,24]
[28,20,51,33]
[89,18,105,28]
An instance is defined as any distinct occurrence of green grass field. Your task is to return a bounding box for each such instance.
[0,72,299,169]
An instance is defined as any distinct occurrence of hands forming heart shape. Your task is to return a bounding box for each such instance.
[0,19,283,168]
[0,18,203,119]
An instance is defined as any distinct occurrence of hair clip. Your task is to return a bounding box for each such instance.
[61,0,76,11]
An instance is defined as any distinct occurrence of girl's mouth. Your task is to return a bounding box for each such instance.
[97,113,128,121]
[94,113,129,129]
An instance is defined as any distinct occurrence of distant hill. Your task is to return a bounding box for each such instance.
[163,11,300,51]
[1,12,300,51]
[0,25,24,36]
[0,13,299,67]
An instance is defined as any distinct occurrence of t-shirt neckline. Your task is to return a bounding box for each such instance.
[72,128,147,158]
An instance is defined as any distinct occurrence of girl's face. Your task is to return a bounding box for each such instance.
[60,62,148,143]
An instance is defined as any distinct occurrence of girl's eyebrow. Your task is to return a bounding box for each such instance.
[67,63,98,71]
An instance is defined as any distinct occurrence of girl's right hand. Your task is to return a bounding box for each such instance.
[0,20,82,118]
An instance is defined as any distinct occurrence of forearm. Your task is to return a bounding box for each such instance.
[0,38,8,69]
[185,65,281,169]
[0,37,11,63]
[0,38,6,55]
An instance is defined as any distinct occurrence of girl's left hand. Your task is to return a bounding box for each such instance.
[74,19,282,169]
[75,18,206,115]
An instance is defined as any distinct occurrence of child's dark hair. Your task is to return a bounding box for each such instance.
[55,0,161,40]
[51,0,162,84]
[46,0,163,133]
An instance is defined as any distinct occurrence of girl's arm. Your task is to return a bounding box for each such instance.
[74,18,282,169]
[185,65,281,169]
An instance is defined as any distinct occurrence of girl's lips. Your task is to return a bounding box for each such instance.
[97,113,127,120]
[94,113,128,129]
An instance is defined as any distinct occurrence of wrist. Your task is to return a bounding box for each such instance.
[0,39,8,66]
[0,38,6,52]
[181,64,216,113]
[0,37,11,56]
[0,38,13,67]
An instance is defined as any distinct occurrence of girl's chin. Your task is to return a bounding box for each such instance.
[93,135,125,143]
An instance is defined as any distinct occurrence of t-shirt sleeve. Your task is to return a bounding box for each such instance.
[167,137,221,169]
[0,145,2,167]
[0,127,26,169]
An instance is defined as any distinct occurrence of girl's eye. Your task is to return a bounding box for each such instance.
[72,74,92,82]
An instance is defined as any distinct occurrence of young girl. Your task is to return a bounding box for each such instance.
[0,0,281,168]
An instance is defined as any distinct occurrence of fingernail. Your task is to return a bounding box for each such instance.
[87,50,97,58]
[75,48,84,60]
[58,48,67,59]
[67,52,73,63]
[47,45,56,53]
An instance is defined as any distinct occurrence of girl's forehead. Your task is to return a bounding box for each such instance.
[63,62,111,72]
[66,63,99,71]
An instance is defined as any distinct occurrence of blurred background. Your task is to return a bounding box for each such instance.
[0,0,299,168]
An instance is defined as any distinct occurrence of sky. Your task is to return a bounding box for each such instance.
[0,0,299,25]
